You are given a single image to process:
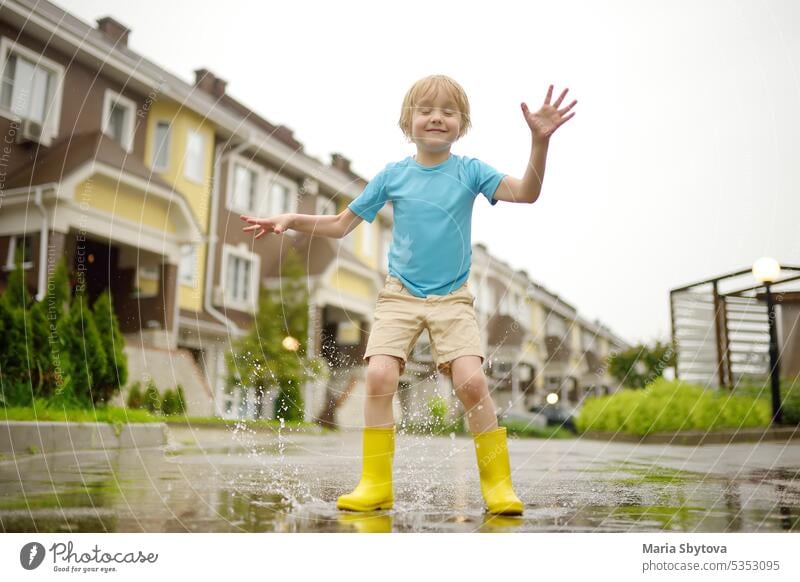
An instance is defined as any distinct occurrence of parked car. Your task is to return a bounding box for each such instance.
[497,409,548,429]
[528,404,577,433]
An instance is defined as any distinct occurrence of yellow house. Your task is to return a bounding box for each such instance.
[144,101,215,312]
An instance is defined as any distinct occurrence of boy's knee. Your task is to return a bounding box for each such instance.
[365,355,401,397]
[454,374,489,407]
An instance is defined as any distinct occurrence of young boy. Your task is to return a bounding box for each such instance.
[241,75,576,515]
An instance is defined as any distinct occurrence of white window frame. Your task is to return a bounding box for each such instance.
[221,243,260,312]
[4,234,34,270]
[0,38,65,146]
[151,119,171,172]
[227,159,259,214]
[102,89,136,153]
[184,127,207,184]
[263,169,298,217]
[179,243,198,287]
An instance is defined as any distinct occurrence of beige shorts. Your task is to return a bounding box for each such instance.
[363,275,485,376]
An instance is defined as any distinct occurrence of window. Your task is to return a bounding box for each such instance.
[268,181,291,216]
[134,264,159,298]
[222,245,259,310]
[185,128,206,183]
[226,255,251,303]
[546,313,568,337]
[478,283,494,314]
[102,90,136,152]
[152,121,171,171]
[360,220,374,257]
[232,163,258,212]
[0,39,64,144]
[582,329,597,352]
[1,53,52,124]
[179,244,197,287]
[5,235,33,269]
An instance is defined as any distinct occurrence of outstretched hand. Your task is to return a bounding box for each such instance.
[240,214,292,239]
[521,85,577,141]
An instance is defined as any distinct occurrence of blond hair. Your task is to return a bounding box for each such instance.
[398,75,472,140]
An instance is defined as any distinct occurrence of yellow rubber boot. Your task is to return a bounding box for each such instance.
[473,427,524,515]
[337,427,394,511]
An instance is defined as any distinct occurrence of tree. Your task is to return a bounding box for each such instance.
[227,247,323,421]
[0,254,35,406]
[93,290,128,404]
[175,384,187,415]
[608,340,677,389]
[60,290,108,406]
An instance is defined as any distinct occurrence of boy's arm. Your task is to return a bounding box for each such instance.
[240,208,363,240]
[493,85,577,205]
[493,137,549,204]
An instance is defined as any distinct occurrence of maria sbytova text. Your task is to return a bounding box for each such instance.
[643,543,727,557]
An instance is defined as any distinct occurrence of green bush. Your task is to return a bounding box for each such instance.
[576,378,772,436]
[142,381,162,414]
[428,395,448,428]
[175,385,187,415]
[733,375,800,425]
[126,382,144,409]
[0,256,128,409]
[161,388,177,416]
[499,418,574,439]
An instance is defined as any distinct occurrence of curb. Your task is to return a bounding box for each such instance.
[580,426,800,446]
[163,421,325,435]
[0,421,169,455]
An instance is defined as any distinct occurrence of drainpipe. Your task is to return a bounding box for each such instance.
[32,185,58,302]
[204,139,250,335]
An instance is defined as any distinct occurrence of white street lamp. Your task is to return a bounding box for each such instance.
[752,257,780,284]
[282,336,300,352]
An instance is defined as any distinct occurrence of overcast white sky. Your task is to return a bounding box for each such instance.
[65,0,800,346]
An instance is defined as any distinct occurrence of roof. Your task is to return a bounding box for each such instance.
[5,130,175,191]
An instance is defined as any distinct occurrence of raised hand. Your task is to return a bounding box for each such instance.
[240,213,293,239]
[521,85,577,141]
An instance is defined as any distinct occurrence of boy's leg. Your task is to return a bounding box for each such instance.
[364,354,402,427]
[449,355,498,433]
[337,354,400,512]
[450,355,523,515]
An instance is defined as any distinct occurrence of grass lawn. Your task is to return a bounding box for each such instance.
[0,400,315,430]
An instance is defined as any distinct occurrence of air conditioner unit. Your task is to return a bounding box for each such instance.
[15,119,44,144]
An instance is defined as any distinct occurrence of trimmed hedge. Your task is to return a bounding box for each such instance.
[576,378,772,436]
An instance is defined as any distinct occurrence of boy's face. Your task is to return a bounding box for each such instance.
[409,92,462,153]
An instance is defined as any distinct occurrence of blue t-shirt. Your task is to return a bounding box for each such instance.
[347,154,505,297]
